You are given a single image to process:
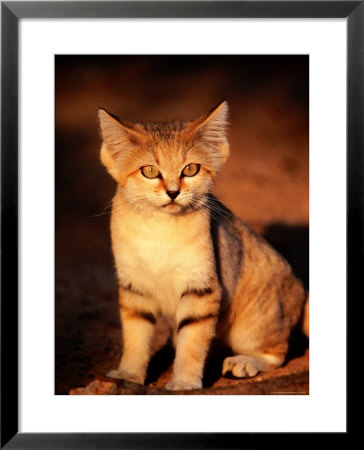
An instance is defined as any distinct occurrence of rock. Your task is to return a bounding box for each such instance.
[69,360,309,396]
[69,379,117,395]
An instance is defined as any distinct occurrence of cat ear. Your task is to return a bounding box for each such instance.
[98,109,146,154]
[190,100,229,143]
[187,101,230,172]
[98,109,146,180]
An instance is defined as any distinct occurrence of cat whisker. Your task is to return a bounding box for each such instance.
[90,201,114,218]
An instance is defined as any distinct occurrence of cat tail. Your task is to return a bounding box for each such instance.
[301,293,309,338]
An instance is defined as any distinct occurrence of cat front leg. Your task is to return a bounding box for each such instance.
[107,286,156,385]
[165,285,221,391]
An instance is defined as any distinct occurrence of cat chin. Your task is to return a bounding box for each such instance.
[162,202,180,210]
[160,203,184,215]
[128,198,194,216]
[130,202,183,216]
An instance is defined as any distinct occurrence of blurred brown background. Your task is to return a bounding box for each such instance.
[56,55,309,394]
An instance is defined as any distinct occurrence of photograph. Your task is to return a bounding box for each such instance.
[55,55,309,395]
[2,0,355,444]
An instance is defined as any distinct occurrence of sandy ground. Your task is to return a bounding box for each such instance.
[55,55,309,395]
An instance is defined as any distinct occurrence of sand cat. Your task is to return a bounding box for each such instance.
[99,101,309,391]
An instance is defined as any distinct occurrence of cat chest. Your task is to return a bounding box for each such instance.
[112,219,213,304]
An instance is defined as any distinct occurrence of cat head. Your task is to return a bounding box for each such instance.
[99,101,229,215]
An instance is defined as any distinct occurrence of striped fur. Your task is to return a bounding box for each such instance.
[178,313,217,331]
[181,287,214,298]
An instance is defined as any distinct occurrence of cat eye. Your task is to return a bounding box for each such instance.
[141,165,161,179]
[182,163,200,177]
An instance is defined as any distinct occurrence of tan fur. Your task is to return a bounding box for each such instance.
[99,101,308,390]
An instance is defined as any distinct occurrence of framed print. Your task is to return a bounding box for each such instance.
[1,1,359,448]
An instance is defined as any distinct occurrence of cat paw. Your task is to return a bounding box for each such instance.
[222,355,260,378]
[106,369,144,385]
[165,379,202,391]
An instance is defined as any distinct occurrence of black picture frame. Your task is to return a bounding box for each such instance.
[1,1,358,448]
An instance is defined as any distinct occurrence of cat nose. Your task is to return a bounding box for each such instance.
[166,190,180,200]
